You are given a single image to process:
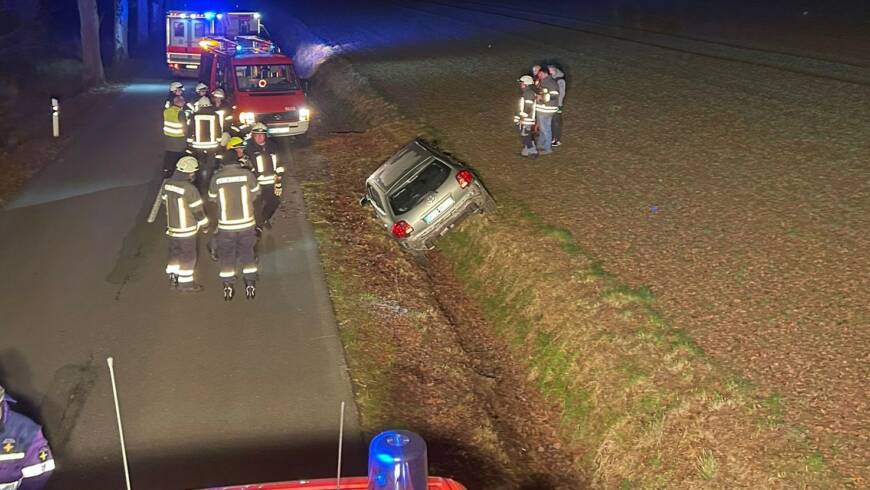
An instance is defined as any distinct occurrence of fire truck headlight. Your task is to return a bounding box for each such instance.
[240,112,256,124]
[299,108,311,122]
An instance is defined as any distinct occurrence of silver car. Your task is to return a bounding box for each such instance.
[361,139,496,254]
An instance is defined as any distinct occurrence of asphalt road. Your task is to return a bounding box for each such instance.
[0,81,363,488]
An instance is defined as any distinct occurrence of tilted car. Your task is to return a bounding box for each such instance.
[361,139,495,254]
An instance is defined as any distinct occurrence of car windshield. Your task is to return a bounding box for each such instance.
[389,161,451,215]
[235,64,298,92]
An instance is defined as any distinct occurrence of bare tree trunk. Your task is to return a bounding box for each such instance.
[114,0,129,62]
[136,0,149,47]
[77,0,105,85]
[150,0,164,37]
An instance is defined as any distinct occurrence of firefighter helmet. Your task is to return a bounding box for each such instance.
[212,88,225,99]
[226,136,245,150]
[518,75,534,85]
[251,123,268,134]
[169,81,184,92]
[176,156,199,173]
[195,82,209,93]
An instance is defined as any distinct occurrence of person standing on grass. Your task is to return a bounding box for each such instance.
[535,68,560,155]
[514,75,538,159]
[548,65,566,147]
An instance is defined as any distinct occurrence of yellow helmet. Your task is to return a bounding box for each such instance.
[226,136,245,150]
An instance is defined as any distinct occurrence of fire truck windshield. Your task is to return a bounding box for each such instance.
[235,64,299,93]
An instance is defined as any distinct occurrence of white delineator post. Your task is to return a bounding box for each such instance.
[51,98,59,137]
[107,357,133,490]
[336,401,345,490]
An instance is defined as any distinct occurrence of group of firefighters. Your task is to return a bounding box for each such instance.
[161,81,285,300]
[515,63,566,158]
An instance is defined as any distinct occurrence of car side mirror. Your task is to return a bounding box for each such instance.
[359,195,370,207]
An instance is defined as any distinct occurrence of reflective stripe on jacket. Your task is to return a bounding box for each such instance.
[246,140,284,185]
[188,110,220,150]
[535,77,560,113]
[163,106,186,138]
[208,165,261,230]
[515,87,537,127]
[162,176,208,237]
[0,401,55,489]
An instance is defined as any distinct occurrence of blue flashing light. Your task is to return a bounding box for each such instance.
[216,13,224,20]
[367,430,428,490]
[204,11,216,20]
[236,45,243,52]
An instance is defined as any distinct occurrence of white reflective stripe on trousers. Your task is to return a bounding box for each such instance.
[20,458,55,478]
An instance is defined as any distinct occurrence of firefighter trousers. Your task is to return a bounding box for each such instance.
[192,150,217,194]
[552,108,563,143]
[256,184,281,225]
[217,227,258,283]
[166,236,197,285]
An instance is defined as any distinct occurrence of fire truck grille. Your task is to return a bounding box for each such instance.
[258,111,299,123]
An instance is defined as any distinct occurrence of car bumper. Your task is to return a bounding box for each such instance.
[400,187,488,252]
[266,120,309,137]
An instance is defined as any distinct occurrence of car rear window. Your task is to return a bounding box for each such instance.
[389,161,451,215]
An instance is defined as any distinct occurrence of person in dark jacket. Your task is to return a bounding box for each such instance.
[548,65,566,147]
[160,156,209,292]
[0,385,54,490]
[208,137,261,301]
[246,123,285,230]
[534,69,560,155]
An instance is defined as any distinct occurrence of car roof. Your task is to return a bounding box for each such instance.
[371,140,438,190]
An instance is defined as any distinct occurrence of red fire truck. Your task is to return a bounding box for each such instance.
[198,36,311,138]
[165,10,262,76]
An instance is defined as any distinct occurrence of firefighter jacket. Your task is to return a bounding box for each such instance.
[551,68,566,107]
[188,106,221,151]
[161,174,208,238]
[163,106,188,152]
[535,77,560,114]
[214,106,235,137]
[0,400,54,489]
[514,86,537,128]
[208,164,261,231]
[245,139,284,186]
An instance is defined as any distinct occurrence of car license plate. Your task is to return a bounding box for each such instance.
[424,196,455,224]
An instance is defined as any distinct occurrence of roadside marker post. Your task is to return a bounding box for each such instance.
[51,97,59,138]
[107,357,133,490]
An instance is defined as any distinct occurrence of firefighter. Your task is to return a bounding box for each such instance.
[0,384,55,489]
[246,123,284,230]
[548,65,566,147]
[211,88,237,138]
[535,68,560,155]
[161,156,208,292]
[183,82,210,117]
[187,96,221,194]
[208,136,261,301]
[163,95,189,178]
[514,75,538,159]
[207,137,252,261]
[164,81,184,109]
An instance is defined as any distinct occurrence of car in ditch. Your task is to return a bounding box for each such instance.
[360,139,495,255]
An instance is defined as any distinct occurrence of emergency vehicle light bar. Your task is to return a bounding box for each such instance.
[167,10,216,20]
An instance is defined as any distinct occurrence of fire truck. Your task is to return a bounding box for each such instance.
[200,430,466,490]
[198,35,311,138]
[165,10,263,76]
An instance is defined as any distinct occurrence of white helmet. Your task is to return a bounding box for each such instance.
[212,88,225,99]
[194,96,212,110]
[251,122,268,134]
[195,82,209,92]
[169,81,184,92]
[176,156,199,173]
[518,75,534,85]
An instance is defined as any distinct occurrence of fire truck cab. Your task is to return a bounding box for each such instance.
[165,11,262,76]
[199,36,310,138]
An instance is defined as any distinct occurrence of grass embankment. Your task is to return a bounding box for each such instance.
[302,57,845,488]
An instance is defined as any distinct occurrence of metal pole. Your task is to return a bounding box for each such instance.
[51,98,59,138]
[107,357,133,490]
[335,401,345,490]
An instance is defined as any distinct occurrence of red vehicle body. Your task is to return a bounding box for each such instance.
[166,11,262,77]
[207,476,465,490]
[199,37,311,137]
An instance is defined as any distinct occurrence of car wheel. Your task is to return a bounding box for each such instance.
[480,191,497,213]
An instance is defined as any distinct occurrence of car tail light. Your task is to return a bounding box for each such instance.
[391,220,414,239]
[456,169,474,189]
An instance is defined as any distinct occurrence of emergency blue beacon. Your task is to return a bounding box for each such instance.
[367,430,428,490]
